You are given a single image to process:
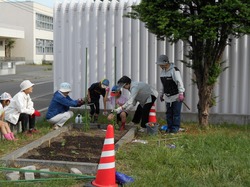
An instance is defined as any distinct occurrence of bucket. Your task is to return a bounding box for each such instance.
[146,123,159,135]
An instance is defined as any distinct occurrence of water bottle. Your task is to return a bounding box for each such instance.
[75,114,82,123]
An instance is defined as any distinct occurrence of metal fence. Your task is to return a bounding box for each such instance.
[53,0,250,123]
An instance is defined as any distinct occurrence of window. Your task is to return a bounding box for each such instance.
[36,13,53,31]
[36,39,53,54]
[0,41,3,46]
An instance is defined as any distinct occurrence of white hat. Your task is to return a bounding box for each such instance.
[0,92,12,100]
[156,55,171,65]
[20,80,35,91]
[59,82,71,92]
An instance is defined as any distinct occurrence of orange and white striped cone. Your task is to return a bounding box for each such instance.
[148,103,157,123]
[92,124,118,187]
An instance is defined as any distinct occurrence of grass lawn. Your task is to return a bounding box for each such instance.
[0,116,250,187]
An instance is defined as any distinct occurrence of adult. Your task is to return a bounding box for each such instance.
[87,79,110,123]
[156,54,185,133]
[46,82,84,129]
[5,80,40,135]
[113,76,158,132]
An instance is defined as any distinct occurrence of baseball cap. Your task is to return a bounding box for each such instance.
[110,85,121,96]
[0,92,12,100]
[156,55,170,65]
[101,79,109,86]
[20,80,35,91]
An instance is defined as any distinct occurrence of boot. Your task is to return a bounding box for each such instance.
[120,122,125,131]
[10,132,18,141]
[4,133,12,141]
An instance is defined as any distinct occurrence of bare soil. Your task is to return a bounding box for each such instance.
[21,127,128,163]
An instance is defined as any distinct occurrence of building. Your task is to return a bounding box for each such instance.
[0,1,53,65]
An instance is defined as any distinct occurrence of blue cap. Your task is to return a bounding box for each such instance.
[101,79,109,86]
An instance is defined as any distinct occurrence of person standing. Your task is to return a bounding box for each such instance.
[107,85,128,131]
[4,80,41,135]
[46,82,84,129]
[156,54,185,133]
[113,76,158,132]
[87,79,110,123]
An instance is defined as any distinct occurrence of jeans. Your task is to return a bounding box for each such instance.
[166,101,182,133]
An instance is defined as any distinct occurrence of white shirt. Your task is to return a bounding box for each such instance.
[4,91,35,124]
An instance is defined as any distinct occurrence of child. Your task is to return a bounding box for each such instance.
[0,92,17,140]
[107,85,128,131]
[4,80,41,135]
[87,79,110,123]
[46,82,84,129]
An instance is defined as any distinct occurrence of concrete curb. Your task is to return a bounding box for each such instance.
[0,124,136,175]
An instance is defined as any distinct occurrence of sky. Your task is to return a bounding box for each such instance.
[17,0,63,8]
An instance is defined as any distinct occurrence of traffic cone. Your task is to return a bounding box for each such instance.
[92,124,118,187]
[148,103,157,123]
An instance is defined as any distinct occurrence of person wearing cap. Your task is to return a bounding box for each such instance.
[0,92,17,140]
[87,79,110,123]
[46,82,84,129]
[113,76,158,132]
[4,80,41,135]
[156,54,185,133]
[107,85,128,131]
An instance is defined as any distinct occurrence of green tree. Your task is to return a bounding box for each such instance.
[126,0,250,127]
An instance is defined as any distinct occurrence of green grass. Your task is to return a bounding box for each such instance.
[116,123,250,187]
[1,117,250,187]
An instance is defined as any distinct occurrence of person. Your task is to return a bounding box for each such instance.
[46,82,84,130]
[113,76,158,132]
[0,92,17,140]
[107,85,128,131]
[87,78,110,123]
[156,54,185,133]
[4,80,41,135]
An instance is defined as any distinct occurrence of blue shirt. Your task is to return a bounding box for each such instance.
[46,91,78,119]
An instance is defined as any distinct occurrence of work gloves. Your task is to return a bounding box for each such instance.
[178,93,184,102]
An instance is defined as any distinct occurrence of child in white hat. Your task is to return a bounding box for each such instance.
[0,92,17,140]
[4,80,41,135]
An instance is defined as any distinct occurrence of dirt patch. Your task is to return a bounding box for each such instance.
[21,127,128,163]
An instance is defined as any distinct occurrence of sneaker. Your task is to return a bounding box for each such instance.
[53,125,59,130]
[29,129,40,133]
[138,128,145,133]
[23,131,32,136]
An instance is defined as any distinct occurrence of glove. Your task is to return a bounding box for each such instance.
[106,87,110,92]
[32,110,41,117]
[178,93,184,102]
[114,106,123,113]
[77,99,84,106]
[160,95,164,102]
[103,111,108,116]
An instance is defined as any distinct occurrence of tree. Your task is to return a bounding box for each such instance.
[126,0,250,127]
[5,39,15,58]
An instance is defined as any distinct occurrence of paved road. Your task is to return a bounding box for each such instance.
[0,64,53,111]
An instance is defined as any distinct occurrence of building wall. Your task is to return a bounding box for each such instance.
[53,0,250,124]
[0,1,53,64]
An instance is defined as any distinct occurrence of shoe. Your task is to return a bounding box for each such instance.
[138,128,145,133]
[29,129,40,133]
[23,131,32,136]
[127,122,135,126]
[53,125,59,130]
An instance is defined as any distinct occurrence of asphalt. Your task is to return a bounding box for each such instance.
[0,64,53,83]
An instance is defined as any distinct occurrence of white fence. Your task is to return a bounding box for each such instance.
[53,0,250,124]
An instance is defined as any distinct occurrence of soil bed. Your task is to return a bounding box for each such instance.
[21,127,128,163]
